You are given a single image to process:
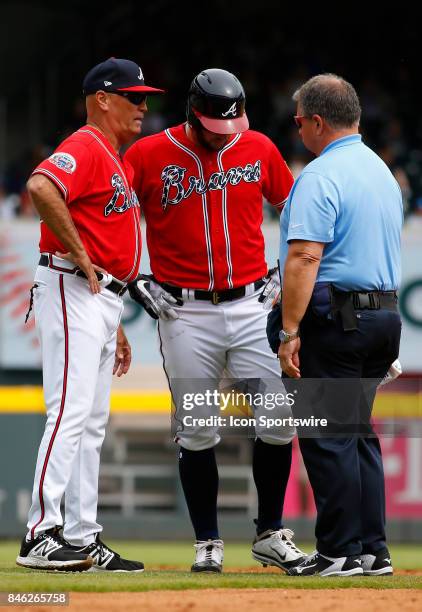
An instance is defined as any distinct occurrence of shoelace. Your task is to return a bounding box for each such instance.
[44,526,72,548]
[194,540,224,562]
[302,550,319,565]
[274,529,303,555]
[94,536,120,559]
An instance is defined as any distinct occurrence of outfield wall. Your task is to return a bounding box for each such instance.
[1,217,421,540]
[1,217,422,371]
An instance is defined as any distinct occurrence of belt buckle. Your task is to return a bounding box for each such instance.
[369,292,380,309]
[212,291,220,305]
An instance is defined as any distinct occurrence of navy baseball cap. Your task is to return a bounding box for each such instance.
[83,58,164,95]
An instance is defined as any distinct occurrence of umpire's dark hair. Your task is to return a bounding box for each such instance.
[293,73,361,128]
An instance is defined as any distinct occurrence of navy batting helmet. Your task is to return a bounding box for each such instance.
[186,68,249,134]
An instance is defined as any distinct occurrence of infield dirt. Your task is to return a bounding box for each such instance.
[40,588,422,611]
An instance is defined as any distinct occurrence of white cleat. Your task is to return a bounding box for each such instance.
[252,528,306,572]
[191,539,224,573]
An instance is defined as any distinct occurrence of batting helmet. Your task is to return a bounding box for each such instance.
[186,68,249,135]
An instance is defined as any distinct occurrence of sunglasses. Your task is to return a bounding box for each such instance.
[111,91,147,106]
[293,115,308,128]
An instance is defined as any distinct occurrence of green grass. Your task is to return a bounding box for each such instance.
[1,540,421,592]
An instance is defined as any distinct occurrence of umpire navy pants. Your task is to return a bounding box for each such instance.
[290,305,401,558]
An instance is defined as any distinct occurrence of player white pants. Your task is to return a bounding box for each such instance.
[157,287,295,450]
[26,265,124,545]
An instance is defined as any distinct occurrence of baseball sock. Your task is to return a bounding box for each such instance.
[179,447,219,541]
[253,438,292,535]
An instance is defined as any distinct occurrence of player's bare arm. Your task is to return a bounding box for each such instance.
[279,239,324,377]
[27,174,101,294]
[113,324,132,377]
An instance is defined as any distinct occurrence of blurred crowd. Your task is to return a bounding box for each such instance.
[1,70,420,221]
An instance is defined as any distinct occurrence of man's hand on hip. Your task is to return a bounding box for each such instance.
[55,250,103,294]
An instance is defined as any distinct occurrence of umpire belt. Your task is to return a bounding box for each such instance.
[330,286,398,331]
[331,287,398,311]
[38,254,128,297]
[160,278,266,305]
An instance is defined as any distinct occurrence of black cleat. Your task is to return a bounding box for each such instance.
[16,526,93,572]
[361,548,393,576]
[288,551,364,577]
[71,533,144,572]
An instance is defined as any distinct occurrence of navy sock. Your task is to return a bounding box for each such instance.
[178,447,219,541]
[253,438,292,535]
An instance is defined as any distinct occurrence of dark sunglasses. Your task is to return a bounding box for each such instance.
[111,91,147,106]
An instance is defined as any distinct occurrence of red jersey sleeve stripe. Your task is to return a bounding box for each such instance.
[32,169,69,202]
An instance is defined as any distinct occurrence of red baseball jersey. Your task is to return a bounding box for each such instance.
[33,125,141,282]
[125,124,293,290]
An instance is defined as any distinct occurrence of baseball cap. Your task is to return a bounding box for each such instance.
[83,58,164,96]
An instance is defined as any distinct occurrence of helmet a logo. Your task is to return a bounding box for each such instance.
[222,102,237,117]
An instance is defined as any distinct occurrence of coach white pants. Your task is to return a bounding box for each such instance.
[158,288,295,450]
[26,266,123,545]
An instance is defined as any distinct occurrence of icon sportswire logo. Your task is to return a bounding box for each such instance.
[160,161,261,209]
[222,102,237,117]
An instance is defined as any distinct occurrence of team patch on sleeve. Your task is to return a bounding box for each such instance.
[47,152,77,174]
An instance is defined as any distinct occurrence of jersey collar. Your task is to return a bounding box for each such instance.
[81,124,122,157]
[321,134,362,156]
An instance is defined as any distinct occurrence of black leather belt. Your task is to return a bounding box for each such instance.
[160,278,265,305]
[39,254,127,296]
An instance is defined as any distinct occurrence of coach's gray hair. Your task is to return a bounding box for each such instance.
[293,73,361,128]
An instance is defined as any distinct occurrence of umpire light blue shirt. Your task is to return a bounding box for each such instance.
[279,134,403,291]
